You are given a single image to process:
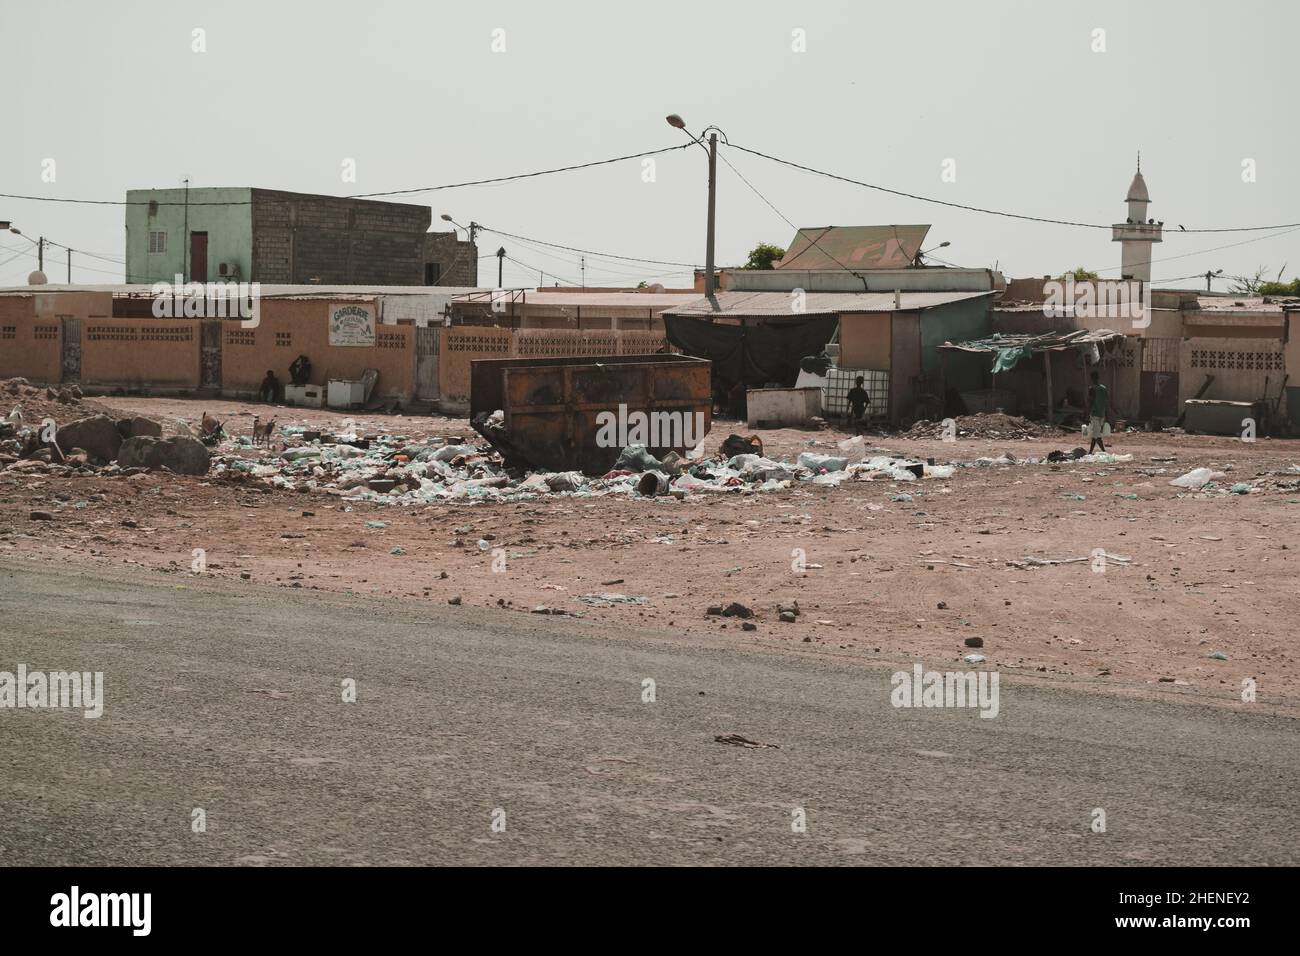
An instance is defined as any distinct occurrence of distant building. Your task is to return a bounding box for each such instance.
[124,187,476,287]
[1111,158,1162,283]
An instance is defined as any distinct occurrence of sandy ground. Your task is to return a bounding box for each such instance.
[3,395,1298,714]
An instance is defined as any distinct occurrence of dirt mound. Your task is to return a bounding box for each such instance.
[906,412,1063,441]
[1,378,121,429]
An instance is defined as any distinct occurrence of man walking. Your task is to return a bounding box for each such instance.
[846,375,870,434]
[1087,369,1109,454]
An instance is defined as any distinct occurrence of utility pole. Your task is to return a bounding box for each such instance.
[666,115,723,297]
[581,255,585,289]
[67,248,71,283]
[705,131,717,297]
[496,246,505,288]
[182,177,190,282]
[37,237,44,272]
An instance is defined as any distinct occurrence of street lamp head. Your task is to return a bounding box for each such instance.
[938,241,951,248]
[666,114,686,130]
[440,213,454,222]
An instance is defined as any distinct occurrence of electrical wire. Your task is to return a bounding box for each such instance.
[478,226,699,269]
[0,143,695,207]
[725,140,1300,235]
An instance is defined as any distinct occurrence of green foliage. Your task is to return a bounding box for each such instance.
[1058,267,1099,280]
[743,242,785,270]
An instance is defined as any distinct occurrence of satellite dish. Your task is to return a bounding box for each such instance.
[648,283,666,293]
[27,270,48,285]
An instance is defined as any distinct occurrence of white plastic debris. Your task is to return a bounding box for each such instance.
[1169,467,1225,489]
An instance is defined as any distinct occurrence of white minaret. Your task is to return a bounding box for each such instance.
[1111,154,1162,282]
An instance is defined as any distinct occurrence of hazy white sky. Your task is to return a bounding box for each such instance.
[1,0,1296,289]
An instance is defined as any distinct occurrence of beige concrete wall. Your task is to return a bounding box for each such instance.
[0,296,61,382]
[1180,337,1285,406]
[220,300,414,399]
[83,319,200,389]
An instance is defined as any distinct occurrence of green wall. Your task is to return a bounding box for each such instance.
[920,295,992,391]
[125,187,253,284]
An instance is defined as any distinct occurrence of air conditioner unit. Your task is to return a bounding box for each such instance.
[217,262,241,278]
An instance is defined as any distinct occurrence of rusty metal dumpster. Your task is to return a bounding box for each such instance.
[469,354,713,475]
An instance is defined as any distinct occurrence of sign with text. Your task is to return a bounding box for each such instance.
[328,303,376,346]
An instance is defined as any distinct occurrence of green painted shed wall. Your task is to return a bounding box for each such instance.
[125,187,253,284]
[920,296,992,390]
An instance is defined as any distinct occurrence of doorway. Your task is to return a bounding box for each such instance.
[190,232,209,282]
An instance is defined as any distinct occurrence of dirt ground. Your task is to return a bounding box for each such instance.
[3,394,1298,715]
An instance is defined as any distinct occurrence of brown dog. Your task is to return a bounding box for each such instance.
[252,417,276,448]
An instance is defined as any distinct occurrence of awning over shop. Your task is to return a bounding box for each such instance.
[939,329,1127,373]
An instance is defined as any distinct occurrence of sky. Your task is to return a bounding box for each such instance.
[1,0,1297,290]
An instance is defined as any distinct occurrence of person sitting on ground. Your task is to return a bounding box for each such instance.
[846,376,870,434]
[1087,369,1109,453]
[289,354,312,386]
[259,370,280,404]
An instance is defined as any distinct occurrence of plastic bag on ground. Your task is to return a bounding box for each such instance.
[1169,467,1225,489]
[798,452,848,472]
[614,444,663,472]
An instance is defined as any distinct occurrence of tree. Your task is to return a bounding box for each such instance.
[743,242,785,270]
[1230,267,1269,295]
[1237,264,1299,296]
[1058,267,1099,280]
[1259,278,1300,296]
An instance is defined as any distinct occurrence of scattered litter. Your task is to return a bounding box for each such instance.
[1169,467,1225,490]
[714,733,779,749]
[575,593,648,607]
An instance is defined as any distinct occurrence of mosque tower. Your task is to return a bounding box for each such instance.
[1111,155,1162,283]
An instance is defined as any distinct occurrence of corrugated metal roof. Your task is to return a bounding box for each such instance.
[662,290,994,317]
[940,329,1126,353]
[774,225,930,271]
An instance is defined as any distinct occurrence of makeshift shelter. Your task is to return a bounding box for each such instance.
[938,329,1127,423]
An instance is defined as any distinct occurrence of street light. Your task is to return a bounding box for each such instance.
[666,113,719,297]
[6,224,46,275]
[914,240,951,267]
[440,213,479,244]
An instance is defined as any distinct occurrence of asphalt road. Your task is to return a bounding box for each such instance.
[1,560,1296,866]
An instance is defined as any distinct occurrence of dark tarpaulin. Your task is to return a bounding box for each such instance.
[664,314,840,390]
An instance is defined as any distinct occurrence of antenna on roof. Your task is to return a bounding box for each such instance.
[1136,150,1141,173]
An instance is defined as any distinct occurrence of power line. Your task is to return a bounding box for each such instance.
[498,232,693,283]
[1094,225,1300,275]
[0,143,695,207]
[479,225,699,268]
[715,148,877,284]
[726,141,1300,235]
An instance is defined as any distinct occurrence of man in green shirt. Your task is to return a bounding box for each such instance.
[1087,370,1109,454]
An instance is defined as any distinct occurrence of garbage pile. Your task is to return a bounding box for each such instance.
[906,413,1064,441]
[206,426,957,505]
